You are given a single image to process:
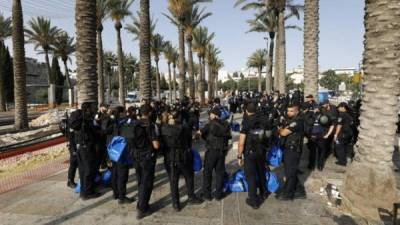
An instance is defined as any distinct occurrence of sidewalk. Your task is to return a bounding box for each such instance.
[0,116,369,225]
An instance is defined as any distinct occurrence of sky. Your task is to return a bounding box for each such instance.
[1,0,365,74]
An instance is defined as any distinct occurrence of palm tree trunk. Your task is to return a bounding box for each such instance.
[75,0,98,105]
[0,42,6,111]
[97,27,105,105]
[178,24,186,99]
[155,59,161,100]
[273,29,280,92]
[44,49,52,84]
[167,63,172,103]
[207,61,213,100]
[342,0,400,220]
[139,0,152,101]
[12,0,28,130]
[187,37,195,99]
[200,56,206,105]
[63,59,74,106]
[304,0,319,101]
[214,71,219,97]
[172,64,177,101]
[277,10,286,94]
[266,33,275,94]
[116,27,125,106]
[257,66,262,93]
[198,56,205,105]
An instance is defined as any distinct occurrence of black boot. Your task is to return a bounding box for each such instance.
[67,180,77,189]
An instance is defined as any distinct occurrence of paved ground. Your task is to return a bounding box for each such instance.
[0,114,381,225]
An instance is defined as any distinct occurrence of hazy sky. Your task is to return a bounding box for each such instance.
[1,0,365,74]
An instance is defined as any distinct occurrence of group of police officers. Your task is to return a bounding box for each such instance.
[63,91,360,219]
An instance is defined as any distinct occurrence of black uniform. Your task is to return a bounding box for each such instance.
[310,112,332,170]
[241,113,272,207]
[335,112,353,165]
[161,123,197,208]
[69,109,98,198]
[281,115,304,198]
[132,118,160,213]
[201,119,231,200]
[67,126,78,185]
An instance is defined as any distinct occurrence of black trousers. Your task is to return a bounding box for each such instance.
[76,146,97,197]
[202,149,225,199]
[166,160,196,205]
[135,155,156,212]
[68,146,78,182]
[244,151,267,205]
[308,138,328,169]
[283,148,301,197]
[111,162,130,199]
[335,140,348,165]
[307,138,317,169]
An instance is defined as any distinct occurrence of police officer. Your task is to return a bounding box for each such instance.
[198,107,231,201]
[69,102,101,200]
[334,102,354,166]
[60,112,78,188]
[237,103,272,209]
[161,110,203,211]
[132,104,161,219]
[277,105,306,201]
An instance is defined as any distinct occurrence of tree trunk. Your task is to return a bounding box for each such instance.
[167,63,172,103]
[304,0,319,101]
[342,0,400,220]
[257,66,262,93]
[207,61,213,100]
[186,36,195,99]
[265,33,274,94]
[44,49,52,84]
[273,29,280,92]
[97,27,105,105]
[277,10,286,94]
[155,59,161,100]
[178,24,186,99]
[0,41,6,111]
[63,59,74,106]
[214,71,219,97]
[198,56,205,105]
[12,0,28,130]
[139,0,152,101]
[172,64,177,102]
[75,0,98,105]
[116,26,125,106]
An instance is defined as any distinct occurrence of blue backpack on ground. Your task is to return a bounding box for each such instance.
[265,171,280,193]
[220,107,231,121]
[267,145,284,167]
[229,169,248,192]
[230,122,240,132]
[192,149,202,172]
[107,136,127,162]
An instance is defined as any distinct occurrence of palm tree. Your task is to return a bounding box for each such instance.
[303,0,319,100]
[165,0,211,99]
[25,17,60,85]
[247,49,266,92]
[342,0,399,220]
[139,0,152,101]
[96,0,110,105]
[205,43,220,100]
[124,53,138,91]
[163,41,175,103]
[75,0,98,105]
[192,26,214,105]
[52,32,76,106]
[125,12,157,41]
[247,10,278,93]
[183,6,212,98]
[108,0,134,105]
[104,51,117,100]
[0,13,12,112]
[12,0,28,130]
[150,33,165,100]
[212,58,224,97]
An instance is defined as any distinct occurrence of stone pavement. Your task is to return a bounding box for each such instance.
[0,115,369,225]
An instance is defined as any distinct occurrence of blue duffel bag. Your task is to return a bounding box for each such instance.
[102,169,112,186]
[267,145,283,167]
[74,181,81,193]
[192,149,202,172]
[230,122,240,132]
[265,171,280,193]
[107,136,127,162]
[220,107,231,121]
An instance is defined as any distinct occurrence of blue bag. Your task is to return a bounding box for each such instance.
[229,169,248,192]
[265,172,280,193]
[267,145,283,167]
[230,122,240,132]
[74,181,80,193]
[192,149,202,172]
[220,107,231,121]
[102,169,112,186]
[198,121,205,129]
[107,136,128,162]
